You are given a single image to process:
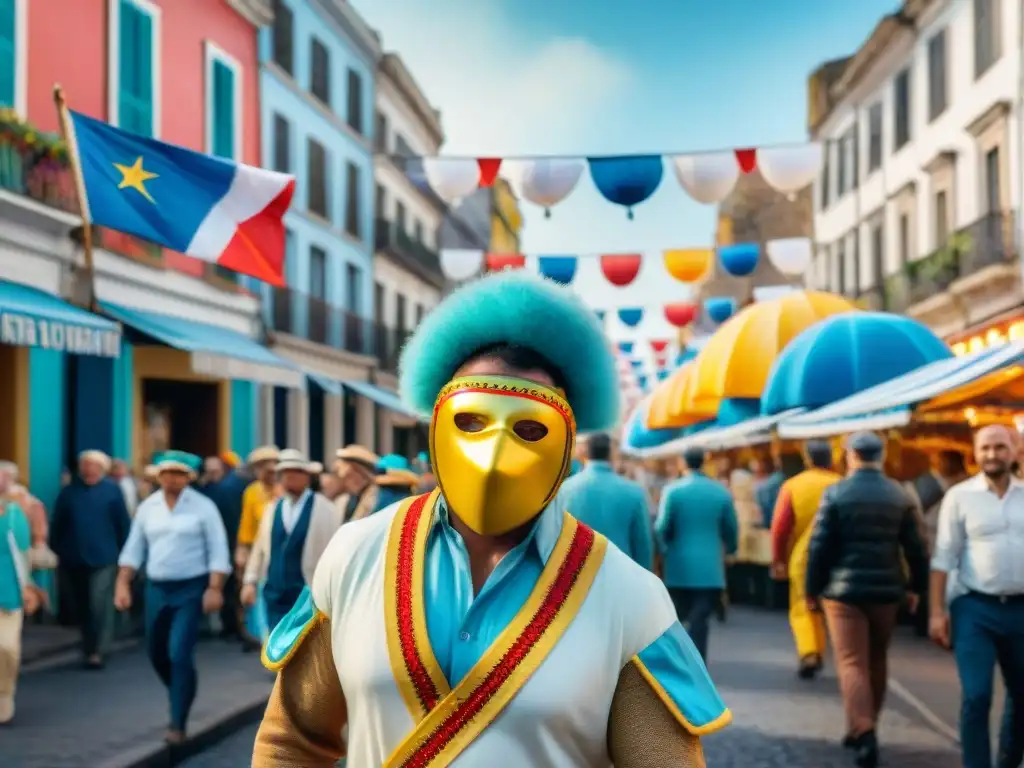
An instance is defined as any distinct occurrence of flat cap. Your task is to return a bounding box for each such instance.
[846,431,883,459]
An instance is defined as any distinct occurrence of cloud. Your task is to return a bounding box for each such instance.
[351,0,633,155]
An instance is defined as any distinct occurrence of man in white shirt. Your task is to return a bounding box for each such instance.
[929,425,1024,768]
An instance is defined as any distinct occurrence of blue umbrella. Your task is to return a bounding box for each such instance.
[761,312,952,415]
[623,399,682,450]
[588,156,664,219]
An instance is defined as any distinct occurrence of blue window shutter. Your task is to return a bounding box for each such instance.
[212,59,234,158]
[118,0,154,136]
[0,0,15,109]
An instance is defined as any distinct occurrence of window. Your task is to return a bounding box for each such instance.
[395,135,415,159]
[310,38,330,106]
[819,148,831,210]
[836,240,846,295]
[837,128,857,196]
[898,214,910,265]
[893,68,911,150]
[373,281,385,325]
[928,30,948,120]
[345,263,361,314]
[870,220,885,287]
[205,44,240,159]
[375,183,385,220]
[374,111,387,152]
[272,0,293,74]
[415,304,425,325]
[867,102,883,172]
[934,190,949,246]
[413,219,423,243]
[0,0,21,112]
[307,138,329,219]
[345,161,361,239]
[395,201,407,232]
[985,147,1001,213]
[849,230,861,294]
[309,246,327,300]
[113,0,159,137]
[272,113,290,172]
[975,0,1001,78]
[396,293,407,334]
[346,68,363,135]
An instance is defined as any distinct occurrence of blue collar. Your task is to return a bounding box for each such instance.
[432,494,565,564]
[586,460,612,472]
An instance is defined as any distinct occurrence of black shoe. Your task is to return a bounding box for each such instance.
[842,734,856,749]
[854,731,878,768]
[797,654,821,680]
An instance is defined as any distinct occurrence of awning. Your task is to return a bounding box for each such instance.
[1,280,121,357]
[101,302,303,388]
[305,371,343,396]
[632,411,801,458]
[342,379,424,420]
[777,341,1024,438]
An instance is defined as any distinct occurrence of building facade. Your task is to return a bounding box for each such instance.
[0,0,294,508]
[807,0,1021,354]
[257,0,401,463]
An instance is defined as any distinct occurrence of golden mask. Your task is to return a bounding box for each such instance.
[430,375,576,536]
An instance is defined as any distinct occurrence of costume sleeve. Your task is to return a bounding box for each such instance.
[254,587,346,766]
[609,660,707,767]
[237,485,259,547]
[770,484,796,565]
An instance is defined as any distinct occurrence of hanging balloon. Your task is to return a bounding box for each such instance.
[672,152,739,204]
[618,308,644,327]
[664,302,698,328]
[600,254,642,286]
[537,255,577,284]
[630,359,643,370]
[650,339,669,353]
[657,370,670,381]
[767,237,813,276]
[663,248,711,282]
[734,148,757,173]
[422,158,480,202]
[477,158,502,187]
[588,156,664,219]
[617,341,634,355]
[439,249,483,281]
[705,297,737,324]
[758,144,824,193]
[718,243,760,277]
[485,253,526,271]
[636,375,648,390]
[507,157,585,217]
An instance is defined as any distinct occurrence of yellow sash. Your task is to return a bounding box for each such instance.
[383,491,606,767]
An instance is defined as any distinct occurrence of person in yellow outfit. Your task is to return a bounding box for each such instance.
[235,446,281,570]
[770,440,841,679]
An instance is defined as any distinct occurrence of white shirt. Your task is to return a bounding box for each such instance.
[931,473,1024,599]
[279,490,311,534]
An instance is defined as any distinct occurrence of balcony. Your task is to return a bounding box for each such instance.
[266,287,372,355]
[0,112,78,213]
[896,211,1018,312]
[374,217,445,289]
[372,322,411,374]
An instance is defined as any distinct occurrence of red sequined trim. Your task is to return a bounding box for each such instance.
[395,494,441,712]
[399,523,596,768]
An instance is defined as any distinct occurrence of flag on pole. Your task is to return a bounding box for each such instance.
[67,110,294,286]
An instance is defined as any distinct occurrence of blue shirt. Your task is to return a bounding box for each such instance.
[656,473,739,589]
[51,477,132,568]
[0,503,30,611]
[557,461,654,569]
[119,486,232,581]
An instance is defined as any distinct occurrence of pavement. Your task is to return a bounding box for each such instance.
[177,608,975,768]
[6,638,272,768]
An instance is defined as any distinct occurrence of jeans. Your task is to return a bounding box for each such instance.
[951,593,1024,768]
[63,564,117,658]
[667,587,720,661]
[145,575,207,732]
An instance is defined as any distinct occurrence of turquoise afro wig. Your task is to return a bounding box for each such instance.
[398,271,620,432]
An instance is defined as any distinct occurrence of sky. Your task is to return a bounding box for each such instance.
[350,0,899,375]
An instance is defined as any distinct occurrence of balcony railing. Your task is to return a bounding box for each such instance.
[900,210,1017,309]
[374,217,444,286]
[266,286,372,355]
[0,113,78,212]
[372,322,411,374]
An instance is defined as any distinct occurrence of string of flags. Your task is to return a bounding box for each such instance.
[417,143,823,217]
[438,237,813,284]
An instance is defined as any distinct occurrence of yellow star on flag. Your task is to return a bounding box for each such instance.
[113,156,159,204]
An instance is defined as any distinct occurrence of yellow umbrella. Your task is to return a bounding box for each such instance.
[647,362,712,429]
[686,291,857,407]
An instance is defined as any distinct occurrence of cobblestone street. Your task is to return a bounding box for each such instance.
[179,608,965,767]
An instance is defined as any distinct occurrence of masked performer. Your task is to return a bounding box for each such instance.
[253,272,730,768]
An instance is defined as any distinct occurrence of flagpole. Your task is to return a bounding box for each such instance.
[52,84,97,312]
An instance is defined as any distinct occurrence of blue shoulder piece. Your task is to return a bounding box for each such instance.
[261,586,324,672]
[632,622,732,735]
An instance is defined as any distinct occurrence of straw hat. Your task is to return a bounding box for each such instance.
[335,445,380,472]
[78,450,111,472]
[154,450,201,478]
[247,445,280,465]
[377,468,420,489]
[276,449,322,475]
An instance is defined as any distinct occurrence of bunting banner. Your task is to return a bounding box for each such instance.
[438,237,812,285]
[409,143,823,218]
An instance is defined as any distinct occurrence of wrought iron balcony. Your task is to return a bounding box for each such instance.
[374,217,445,288]
[266,287,372,355]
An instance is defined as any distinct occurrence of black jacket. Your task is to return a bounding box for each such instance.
[805,467,929,604]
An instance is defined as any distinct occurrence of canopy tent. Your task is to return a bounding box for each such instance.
[1,280,122,357]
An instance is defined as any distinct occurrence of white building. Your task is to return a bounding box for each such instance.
[807,0,1023,353]
[372,51,446,455]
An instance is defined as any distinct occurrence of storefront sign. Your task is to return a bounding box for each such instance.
[0,311,121,357]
